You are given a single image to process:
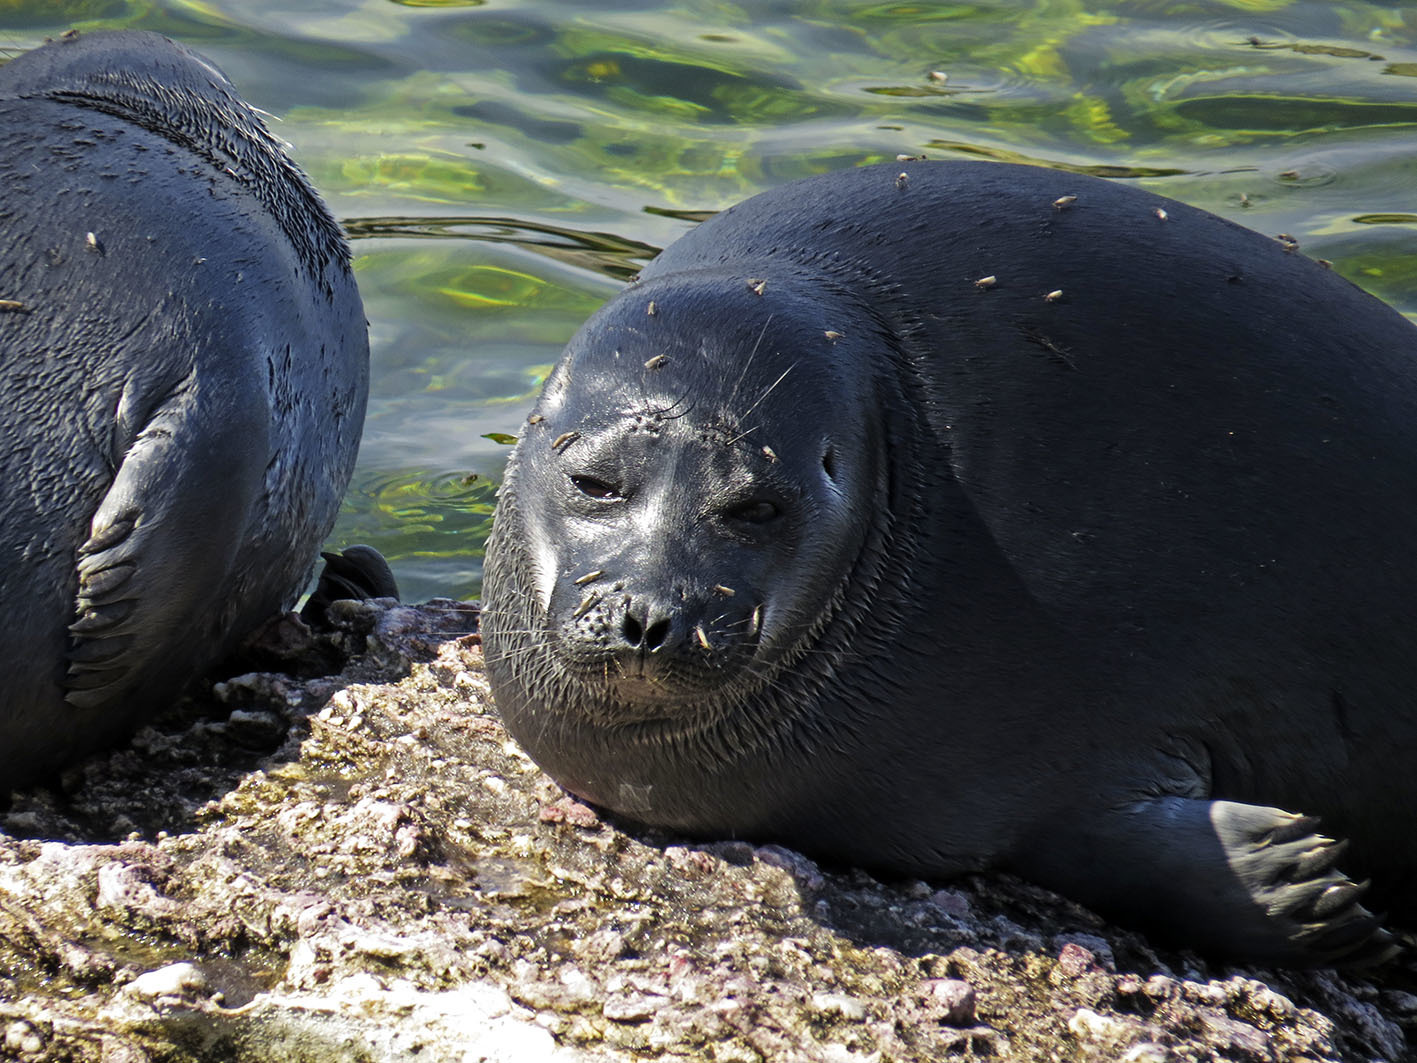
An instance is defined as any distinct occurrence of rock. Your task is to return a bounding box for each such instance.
[122,962,209,1002]
[0,598,1411,1061]
[4,1020,45,1057]
[1069,1006,1142,1046]
[809,992,866,1022]
[921,978,976,1026]
[1120,1044,1170,1063]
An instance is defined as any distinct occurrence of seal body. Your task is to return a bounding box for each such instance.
[0,31,368,790]
[483,159,1417,965]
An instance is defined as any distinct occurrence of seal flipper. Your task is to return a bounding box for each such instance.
[300,545,400,628]
[66,370,269,709]
[1016,796,1396,966]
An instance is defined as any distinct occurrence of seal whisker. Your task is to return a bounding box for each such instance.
[724,314,775,409]
[478,643,542,668]
[738,361,797,425]
[648,390,695,421]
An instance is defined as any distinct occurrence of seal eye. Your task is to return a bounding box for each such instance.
[570,475,619,500]
[727,499,779,524]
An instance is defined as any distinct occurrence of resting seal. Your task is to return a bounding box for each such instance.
[483,159,1417,966]
[0,31,368,790]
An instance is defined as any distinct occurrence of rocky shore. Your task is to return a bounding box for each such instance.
[0,599,1412,1062]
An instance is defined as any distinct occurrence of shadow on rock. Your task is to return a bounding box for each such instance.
[0,598,477,844]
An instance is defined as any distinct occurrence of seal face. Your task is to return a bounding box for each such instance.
[508,273,881,730]
[0,31,369,789]
[484,159,1417,966]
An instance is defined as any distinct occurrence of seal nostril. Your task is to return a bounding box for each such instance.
[643,618,670,651]
[621,608,671,651]
[623,613,644,646]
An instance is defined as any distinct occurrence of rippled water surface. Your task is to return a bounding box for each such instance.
[4,0,1415,601]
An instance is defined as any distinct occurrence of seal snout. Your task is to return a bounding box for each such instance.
[555,574,763,706]
[609,590,698,679]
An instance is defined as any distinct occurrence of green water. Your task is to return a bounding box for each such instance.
[3,0,1415,602]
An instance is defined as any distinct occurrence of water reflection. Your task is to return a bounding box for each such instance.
[345,214,659,282]
[2,0,1414,601]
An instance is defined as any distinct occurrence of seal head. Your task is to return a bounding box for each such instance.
[518,271,879,721]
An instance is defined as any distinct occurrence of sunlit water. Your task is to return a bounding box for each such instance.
[3,0,1415,602]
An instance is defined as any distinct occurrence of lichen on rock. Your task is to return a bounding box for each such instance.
[0,599,1412,1062]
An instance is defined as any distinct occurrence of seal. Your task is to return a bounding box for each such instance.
[0,30,368,791]
[483,159,1417,966]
